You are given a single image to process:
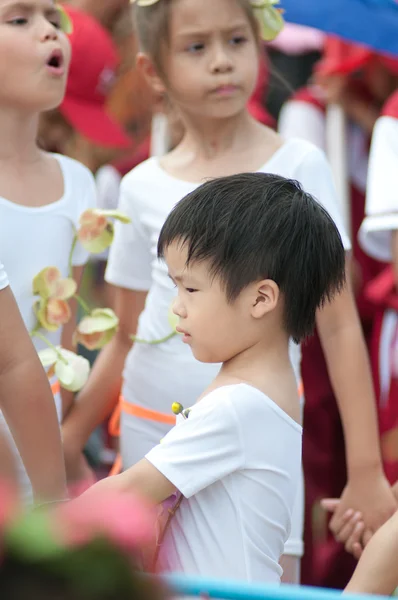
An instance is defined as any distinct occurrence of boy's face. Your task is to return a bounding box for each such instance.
[165,241,260,364]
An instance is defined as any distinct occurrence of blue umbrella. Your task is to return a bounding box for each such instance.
[281,0,398,56]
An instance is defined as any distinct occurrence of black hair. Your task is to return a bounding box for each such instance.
[158,173,346,343]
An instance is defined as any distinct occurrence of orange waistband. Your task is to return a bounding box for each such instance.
[109,397,176,437]
[51,380,61,396]
[298,380,304,399]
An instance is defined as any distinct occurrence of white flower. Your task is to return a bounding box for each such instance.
[38,347,90,393]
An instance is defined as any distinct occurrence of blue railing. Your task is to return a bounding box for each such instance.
[162,575,388,600]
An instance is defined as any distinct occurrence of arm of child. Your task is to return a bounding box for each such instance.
[62,287,147,482]
[345,509,398,596]
[0,286,67,503]
[317,261,396,535]
[86,458,176,505]
[87,387,245,504]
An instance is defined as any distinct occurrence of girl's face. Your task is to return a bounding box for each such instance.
[160,0,260,122]
[0,0,71,113]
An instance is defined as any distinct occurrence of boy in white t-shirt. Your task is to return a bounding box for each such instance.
[87,172,346,583]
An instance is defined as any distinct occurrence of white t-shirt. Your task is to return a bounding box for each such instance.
[359,115,398,262]
[146,384,302,583]
[106,138,351,557]
[0,154,97,352]
[0,154,96,504]
[0,261,8,291]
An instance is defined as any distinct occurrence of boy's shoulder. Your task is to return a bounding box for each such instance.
[194,384,301,432]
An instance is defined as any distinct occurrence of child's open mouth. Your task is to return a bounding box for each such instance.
[46,50,65,76]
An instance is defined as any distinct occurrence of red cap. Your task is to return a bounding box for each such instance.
[60,6,131,149]
[315,36,373,76]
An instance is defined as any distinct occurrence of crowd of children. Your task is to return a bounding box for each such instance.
[1,0,398,595]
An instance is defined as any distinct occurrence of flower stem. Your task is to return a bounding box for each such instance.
[31,330,68,364]
[74,294,91,315]
[68,234,78,278]
[130,331,177,345]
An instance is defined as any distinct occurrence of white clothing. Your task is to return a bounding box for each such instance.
[93,165,122,262]
[359,116,398,262]
[0,153,96,502]
[146,384,302,583]
[279,96,369,193]
[0,261,8,291]
[106,138,351,557]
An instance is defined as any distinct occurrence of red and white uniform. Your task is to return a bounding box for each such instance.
[359,91,398,484]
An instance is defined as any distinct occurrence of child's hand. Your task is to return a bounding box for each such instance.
[321,498,368,559]
[63,434,95,488]
[326,472,396,542]
[315,74,348,106]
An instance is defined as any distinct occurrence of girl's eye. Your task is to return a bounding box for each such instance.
[230,36,247,45]
[187,43,205,53]
[186,288,198,294]
[8,17,28,25]
[50,19,61,29]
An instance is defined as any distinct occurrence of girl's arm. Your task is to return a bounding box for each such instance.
[345,509,398,596]
[0,286,67,503]
[317,260,396,534]
[62,286,147,482]
[60,265,84,420]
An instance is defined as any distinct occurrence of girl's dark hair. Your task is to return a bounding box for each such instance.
[133,0,260,72]
[158,172,346,343]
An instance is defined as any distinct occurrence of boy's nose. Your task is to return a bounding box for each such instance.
[172,297,187,319]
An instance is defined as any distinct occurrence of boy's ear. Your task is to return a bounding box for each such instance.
[251,279,279,319]
[136,52,166,96]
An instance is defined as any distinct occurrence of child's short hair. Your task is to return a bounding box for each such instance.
[134,0,259,72]
[158,173,346,343]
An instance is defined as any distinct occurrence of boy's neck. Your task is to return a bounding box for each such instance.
[206,329,296,410]
[0,109,41,165]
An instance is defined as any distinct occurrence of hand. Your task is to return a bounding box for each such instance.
[321,499,367,559]
[315,73,349,106]
[62,428,95,488]
[322,470,396,549]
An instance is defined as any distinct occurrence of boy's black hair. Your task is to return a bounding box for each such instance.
[158,173,346,343]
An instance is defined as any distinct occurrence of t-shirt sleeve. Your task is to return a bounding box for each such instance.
[145,389,244,498]
[0,261,9,291]
[358,116,398,262]
[72,167,98,267]
[105,175,152,291]
[295,146,351,251]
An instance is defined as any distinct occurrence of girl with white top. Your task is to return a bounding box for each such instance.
[0,261,67,502]
[62,0,395,580]
[0,0,96,502]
